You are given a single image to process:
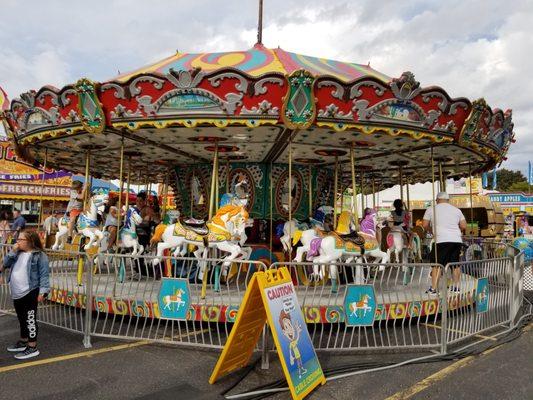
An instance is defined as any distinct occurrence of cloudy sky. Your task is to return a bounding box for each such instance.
[1,0,531,176]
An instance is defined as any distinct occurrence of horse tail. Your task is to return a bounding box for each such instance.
[150,223,167,245]
[292,230,303,246]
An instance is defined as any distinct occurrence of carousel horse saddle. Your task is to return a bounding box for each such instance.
[339,231,365,246]
[183,219,209,235]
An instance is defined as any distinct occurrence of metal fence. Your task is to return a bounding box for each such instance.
[0,241,527,355]
[88,252,267,349]
[442,258,513,349]
[267,261,446,351]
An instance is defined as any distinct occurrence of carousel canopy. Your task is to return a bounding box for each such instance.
[114,44,390,83]
[1,44,515,189]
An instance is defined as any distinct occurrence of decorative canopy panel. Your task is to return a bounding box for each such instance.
[113,44,390,83]
[2,45,515,185]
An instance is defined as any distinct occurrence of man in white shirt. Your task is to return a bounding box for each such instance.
[422,192,467,295]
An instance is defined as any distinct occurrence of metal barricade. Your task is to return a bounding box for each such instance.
[269,261,445,351]
[88,253,267,349]
[1,239,527,355]
[40,249,89,337]
[462,237,513,260]
[443,257,513,345]
[0,245,89,340]
[0,244,13,312]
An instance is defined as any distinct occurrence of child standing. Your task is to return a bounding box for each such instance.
[66,181,85,241]
[0,230,50,359]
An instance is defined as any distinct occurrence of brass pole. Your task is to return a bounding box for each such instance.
[333,155,338,229]
[269,163,273,261]
[431,147,438,263]
[399,164,404,203]
[439,161,445,192]
[116,140,125,246]
[51,170,56,217]
[83,150,91,207]
[468,162,474,235]
[208,143,219,220]
[226,158,230,193]
[215,150,220,213]
[339,162,344,212]
[308,165,313,218]
[406,175,411,212]
[350,147,358,221]
[190,170,194,219]
[360,171,365,217]
[161,168,170,222]
[38,148,48,227]
[288,139,293,255]
[372,176,376,209]
[125,158,131,210]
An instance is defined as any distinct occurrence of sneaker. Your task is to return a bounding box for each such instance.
[14,346,40,360]
[426,287,438,296]
[7,341,27,352]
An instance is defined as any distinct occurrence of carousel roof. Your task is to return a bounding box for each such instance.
[1,43,515,188]
[114,44,391,83]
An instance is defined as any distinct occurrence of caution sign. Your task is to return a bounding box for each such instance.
[209,267,325,400]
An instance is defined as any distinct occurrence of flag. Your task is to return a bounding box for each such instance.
[492,167,497,190]
[529,161,532,185]
[482,172,488,189]
[0,86,9,111]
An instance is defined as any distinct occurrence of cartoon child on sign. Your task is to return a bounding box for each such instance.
[279,310,307,379]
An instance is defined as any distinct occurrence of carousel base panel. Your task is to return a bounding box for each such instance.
[47,273,478,324]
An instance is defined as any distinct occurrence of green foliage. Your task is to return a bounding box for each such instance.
[496,169,527,191]
[507,181,531,193]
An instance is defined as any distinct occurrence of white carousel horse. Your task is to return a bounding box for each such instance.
[152,204,250,268]
[387,226,408,264]
[117,206,144,256]
[278,205,334,253]
[386,221,423,284]
[52,194,107,251]
[308,211,389,291]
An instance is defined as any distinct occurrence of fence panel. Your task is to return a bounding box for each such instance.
[444,258,512,345]
[269,261,445,351]
[88,252,267,349]
[1,239,524,354]
[0,244,88,337]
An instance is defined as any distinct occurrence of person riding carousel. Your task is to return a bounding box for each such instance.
[389,199,413,246]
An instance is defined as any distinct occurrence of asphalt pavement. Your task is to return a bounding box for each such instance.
[0,313,531,400]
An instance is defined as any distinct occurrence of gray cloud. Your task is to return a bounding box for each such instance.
[0,0,531,174]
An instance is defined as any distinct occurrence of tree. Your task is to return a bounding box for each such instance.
[495,169,527,192]
[507,181,531,193]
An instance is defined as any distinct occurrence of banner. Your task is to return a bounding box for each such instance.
[492,167,497,190]
[0,170,71,181]
[482,173,488,189]
[0,182,71,197]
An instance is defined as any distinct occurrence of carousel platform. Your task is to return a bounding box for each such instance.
[47,266,478,324]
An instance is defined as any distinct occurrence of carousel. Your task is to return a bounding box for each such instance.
[0,25,516,325]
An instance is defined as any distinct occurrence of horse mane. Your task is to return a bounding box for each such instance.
[336,211,352,234]
[212,204,248,225]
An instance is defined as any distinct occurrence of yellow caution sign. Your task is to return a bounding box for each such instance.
[210,267,325,400]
